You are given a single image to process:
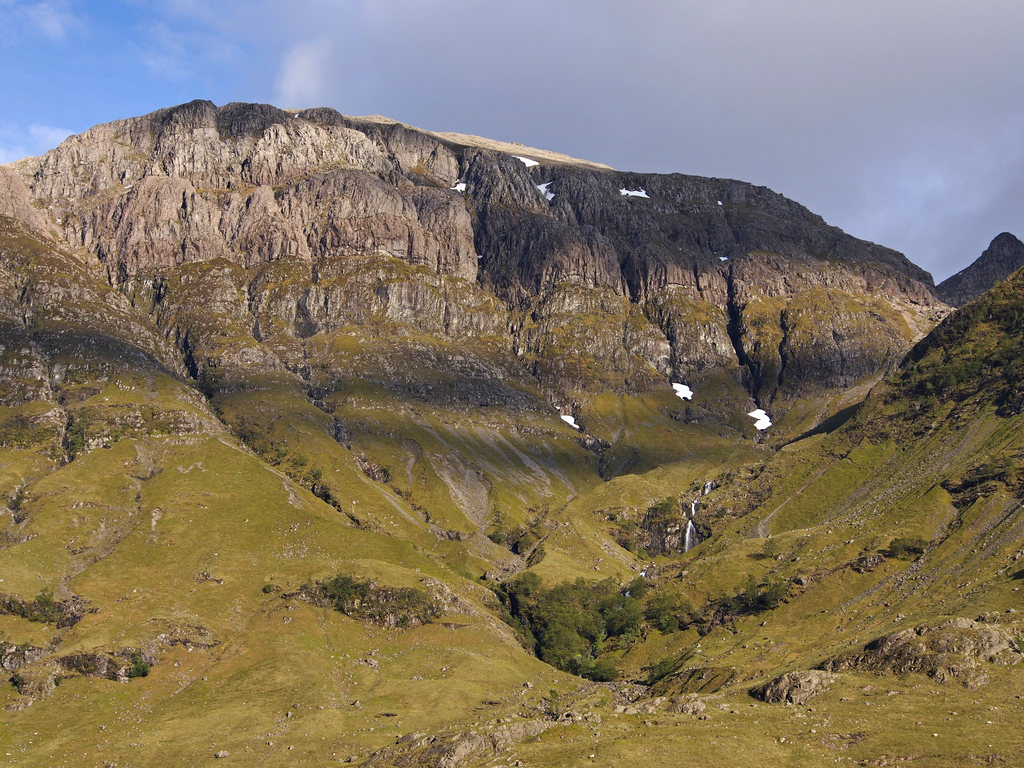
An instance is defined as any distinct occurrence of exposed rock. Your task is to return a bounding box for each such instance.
[363,720,550,768]
[750,669,837,705]
[7,663,58,703]
[5,100,947,418]
[665,695,707,716]
[849,554,886,573]
[820,618,1023,687]
[937,232,1024,307]
[57,648,154,683]
[1,644,47,672]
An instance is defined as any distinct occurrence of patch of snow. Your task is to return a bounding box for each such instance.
[719,256,728,261]
[717,200,723,205]
[748,409,772,430]
[620,188,650,198]
[703,481,713,495]
[537,182,555,201]
[671,382,693,401]
[514,155,539,167]
[560,414,581,430]
[477,254,484,260]
[451,182,467,192]
[293,114,300,118]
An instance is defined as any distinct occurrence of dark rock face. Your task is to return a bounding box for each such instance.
[0,100,947,420]
[938,232,1024,307]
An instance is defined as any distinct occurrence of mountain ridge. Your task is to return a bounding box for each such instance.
[0,100,946,419]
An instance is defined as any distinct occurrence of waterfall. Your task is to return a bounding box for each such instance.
[684,485,710,552]
[684,519,698,552]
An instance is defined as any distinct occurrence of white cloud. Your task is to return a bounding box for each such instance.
[0,123,71,164]
[0,0,78,41]
[24,0,75,39]
[136,21,189,79]
[274,38,332,108]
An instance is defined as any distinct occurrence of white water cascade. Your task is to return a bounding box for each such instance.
[684,493,704,553]
[683,518,697,552]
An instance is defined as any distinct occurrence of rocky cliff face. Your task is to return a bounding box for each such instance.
[1,100,947,428]
[937,232,1024,307]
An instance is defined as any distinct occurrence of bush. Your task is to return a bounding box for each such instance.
[65,415,88,459]
[1,588,65,625]
[487,529,507,544]
[885,537,927,559]
[728,575,788,615]
[511,530,538,555]
[644,591,692,633]
[644,657,679,685]
[127,651,150,678]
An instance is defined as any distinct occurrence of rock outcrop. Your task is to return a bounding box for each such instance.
[820,618,1023,688]
[749,669,837,705]
[937,232,1024,307]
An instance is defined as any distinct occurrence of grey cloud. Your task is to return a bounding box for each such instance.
[155,0,1024,280]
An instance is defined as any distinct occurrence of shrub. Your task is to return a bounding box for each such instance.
[127,651,150,678]
[512,530,538,555]
[486,529,507,544]
[885,537,927,559]
[65,414,88,459]
[1,588,66,625]
[644,591,692,633]
[728,575,788,615]
[644,657,679,685]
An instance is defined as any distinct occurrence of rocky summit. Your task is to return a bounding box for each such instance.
[1,101,1023,767]
[938,231,1024,307]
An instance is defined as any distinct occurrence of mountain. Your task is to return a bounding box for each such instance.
[2,101,944,415]
[3,101,1022,767]
[938,232,1024,307]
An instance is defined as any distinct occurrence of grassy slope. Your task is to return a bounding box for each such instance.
[3,222,1024,765]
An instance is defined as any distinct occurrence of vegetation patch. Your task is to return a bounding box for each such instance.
[306,574,441,628]
[494,573,650,681]
[883,536,927,560]
[697,575,789,634]
[0,588,82,628]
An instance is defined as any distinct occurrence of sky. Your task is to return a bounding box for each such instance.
[1,1,1022,282]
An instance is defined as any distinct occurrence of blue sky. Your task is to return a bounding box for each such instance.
[2,0,1023,281]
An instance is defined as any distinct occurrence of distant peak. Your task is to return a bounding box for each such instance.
[937,231,1024,307]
